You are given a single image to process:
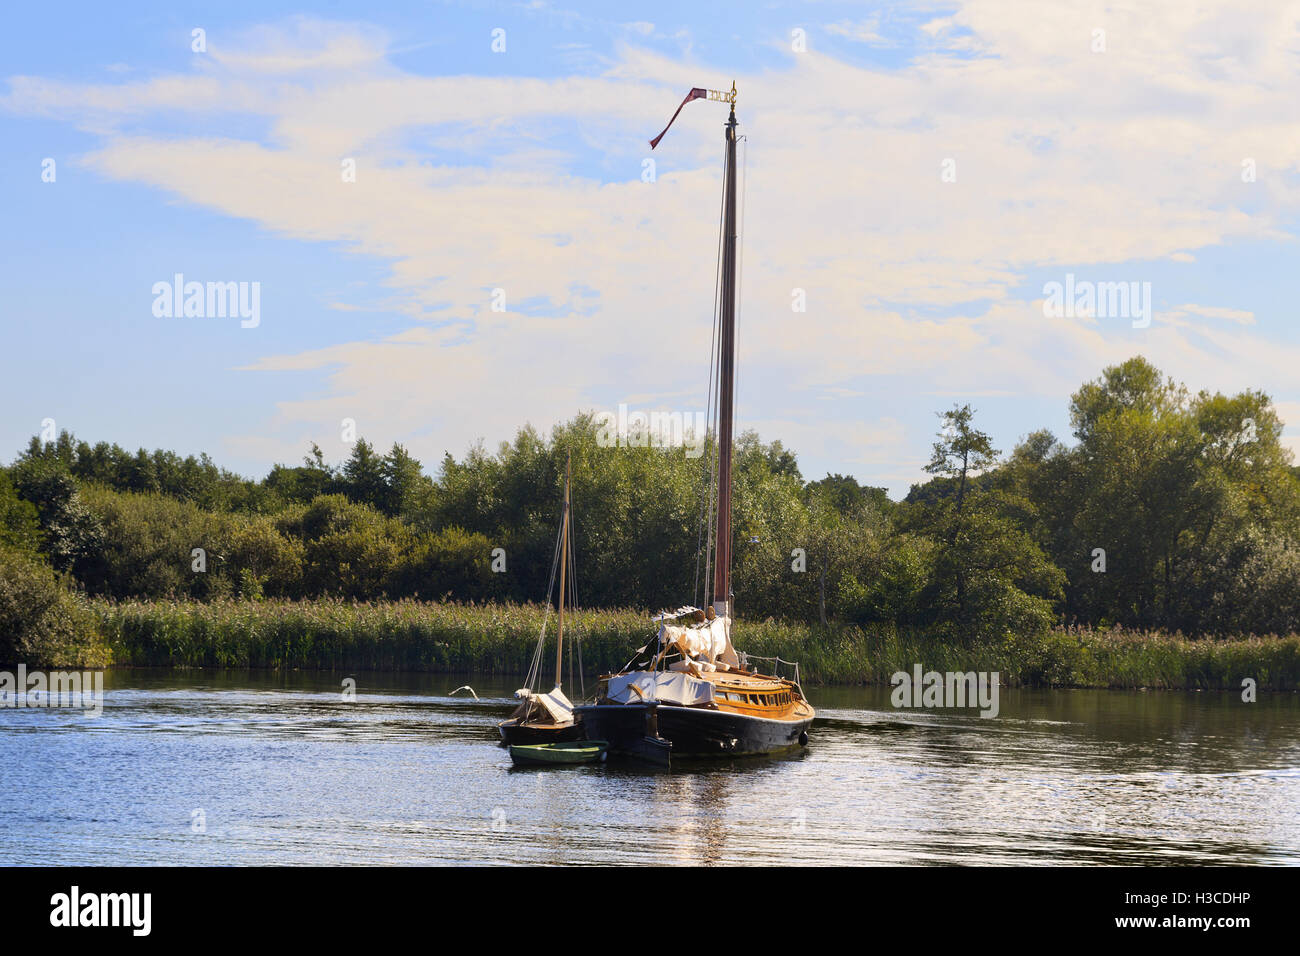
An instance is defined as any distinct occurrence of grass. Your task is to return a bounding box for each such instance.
[89,597,1300,690]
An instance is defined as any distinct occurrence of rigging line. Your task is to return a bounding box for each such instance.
[570,513,585,697]
[704,396,719,609]
[526,546,550,691]
[538,528,564,686]
[703,134,731,610]
[575,604,585,697]
[734,132,747,458]
[566,490,582,696]
[694,284,720,607]
[525,499,565,692]
[705,127,739,610]
[694,135,729,609]
[564,486,570,698]
[568,476,579,612]
[731,131,748,618]
[698,309,721,607]
[571,538,584,697]
[704,362,720,609]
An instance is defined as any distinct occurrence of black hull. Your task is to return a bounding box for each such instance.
[574,703,811,759]
[497,719,585,745]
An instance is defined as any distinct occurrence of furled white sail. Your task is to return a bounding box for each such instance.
[657,615,740,670]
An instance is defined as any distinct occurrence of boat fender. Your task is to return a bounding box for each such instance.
[799,731,809,746]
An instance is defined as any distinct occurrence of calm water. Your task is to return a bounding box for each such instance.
[1,670,1297,865]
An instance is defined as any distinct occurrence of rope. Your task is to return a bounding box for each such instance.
[524,497,564,693]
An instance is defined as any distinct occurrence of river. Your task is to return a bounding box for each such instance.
[1,670,1296,865]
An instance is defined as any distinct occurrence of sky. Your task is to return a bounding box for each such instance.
[3,0,1300,498]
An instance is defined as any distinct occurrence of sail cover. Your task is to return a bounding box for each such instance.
[607,671,715,707]
[513,686,574,723]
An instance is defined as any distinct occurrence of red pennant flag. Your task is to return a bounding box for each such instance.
[649,88,707,149]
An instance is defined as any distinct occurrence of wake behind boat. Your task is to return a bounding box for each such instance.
[575,84,815,764]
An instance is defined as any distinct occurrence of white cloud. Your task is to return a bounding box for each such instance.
[1167,303,1256,326]
[6,3,1300,492]
[825,18,889,46]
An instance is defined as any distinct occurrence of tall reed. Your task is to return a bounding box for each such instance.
[91,598,1300,689]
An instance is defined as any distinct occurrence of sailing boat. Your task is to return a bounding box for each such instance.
[498,454,585,745]
[574,85,815,763]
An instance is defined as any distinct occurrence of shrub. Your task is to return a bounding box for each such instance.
[0,544,110,667]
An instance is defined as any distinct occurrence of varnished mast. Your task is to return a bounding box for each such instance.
[713,83,739,618]
[555,452,571,687]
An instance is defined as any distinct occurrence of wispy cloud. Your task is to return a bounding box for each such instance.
[825,18,889,46]
[5,2,1300,491]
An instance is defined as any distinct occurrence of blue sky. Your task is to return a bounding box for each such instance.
[3,0,1299,497]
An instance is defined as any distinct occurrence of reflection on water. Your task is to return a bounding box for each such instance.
[1,670,1296,865]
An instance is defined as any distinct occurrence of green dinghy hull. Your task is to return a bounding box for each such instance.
[508,740,609,766]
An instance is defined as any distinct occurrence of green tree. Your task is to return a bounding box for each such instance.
[340,439,388,513]
[79,486,229,599]
[264,443,337,506]
[380,442,432,519]
[8,456,105,577]
[1057,357,1298,632]
[922,404,999,626]
[908,405,1063,639]
[280,494,407,599]
[0,470,42,553]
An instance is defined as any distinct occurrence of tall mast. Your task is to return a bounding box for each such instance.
[713,84,738,618]
[555,452,571,687]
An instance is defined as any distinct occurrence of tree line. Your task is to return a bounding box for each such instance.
[3,356,1298,645]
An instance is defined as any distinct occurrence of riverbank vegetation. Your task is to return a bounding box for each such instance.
[0,543,110,668]
[3,356,1298,680]
[94,598,1300,689]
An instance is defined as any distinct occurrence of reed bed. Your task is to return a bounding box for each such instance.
[89,598,1300,690]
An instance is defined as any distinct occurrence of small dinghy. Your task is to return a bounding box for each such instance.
[508,740,609,766]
